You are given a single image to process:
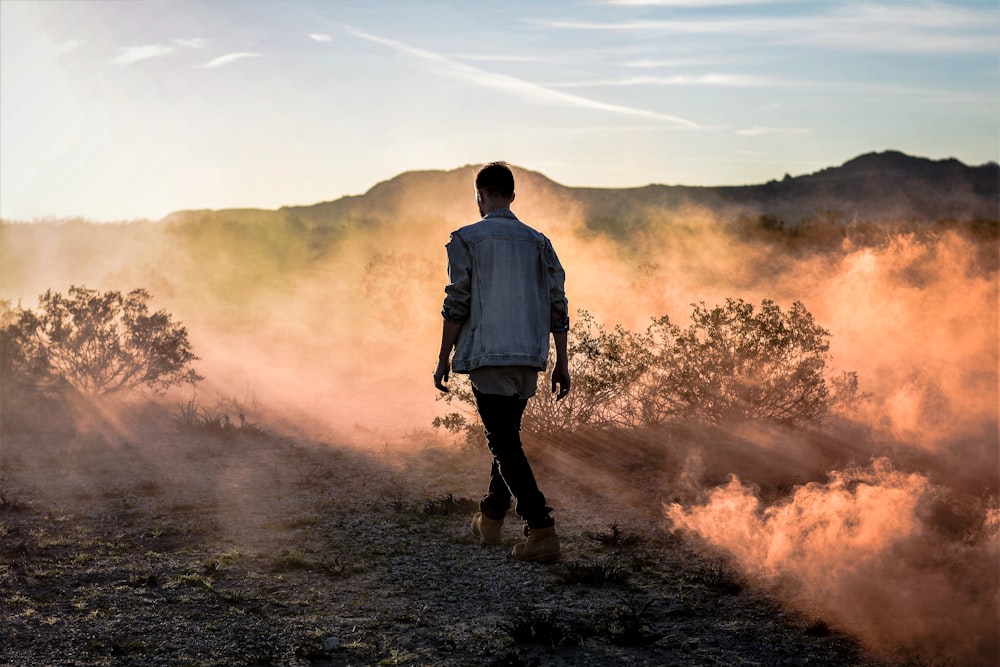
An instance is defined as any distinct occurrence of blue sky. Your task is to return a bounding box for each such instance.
[1,0,997,221]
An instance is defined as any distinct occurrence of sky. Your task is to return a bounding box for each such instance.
[1,0,997,221]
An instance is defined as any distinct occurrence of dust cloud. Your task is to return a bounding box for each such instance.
[1,166,997,664]
[587,208,998,665]
[668,458,998,665]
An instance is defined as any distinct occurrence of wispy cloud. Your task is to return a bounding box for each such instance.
[111,44,176,66]
[551,73,781,88]
[340,26,699,128]
[174,38,210,49]
[735,126,812,136]
[110,38,210,66]
[309,33,333,42]
[452,54,539,63]
[624,58,719,68]
[606,0,789,5]
[538,2,998,54]
[195,52,261,68]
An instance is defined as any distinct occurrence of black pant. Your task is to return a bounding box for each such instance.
[473,388,554,529]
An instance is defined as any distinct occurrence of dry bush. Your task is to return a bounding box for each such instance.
[1,286,200,396]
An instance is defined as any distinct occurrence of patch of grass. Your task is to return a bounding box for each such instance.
[0,536,30,559]
[557,559,630,587]
[690,558,744,596]
[165,572,215,590]
[486,652,541,667]
[69,552,94,565]
[0,486,28,512]
[585,522,643,548]
[502,607,589,648]
[609,594,658,646]
[35,531,74,549]
[626,552,660,574]
[421,493,478,516]
[804,619,834,637]
[210,547,249,568]
[175,392,267,438]
[379,480,410,512]
[104,639,150,656]
[269,549,347,578]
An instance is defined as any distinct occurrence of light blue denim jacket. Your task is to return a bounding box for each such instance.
[442,209,569,373]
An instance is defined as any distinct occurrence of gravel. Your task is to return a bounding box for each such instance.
[0,407,884,667]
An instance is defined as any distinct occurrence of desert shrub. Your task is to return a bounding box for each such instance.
[421,493,478,516]
[648,299,841,425]
[557,559,630,587]
[431,407,485,451]
[609,594,658,646]
[434,299,859,442]
[524,310,653,434]
[585,522,644,548]
[175,392,265,437]
[1,286,201,395]
[503,606,586,648]
[433,310,653,444]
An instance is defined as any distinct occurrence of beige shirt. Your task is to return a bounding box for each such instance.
[470,365,539,399]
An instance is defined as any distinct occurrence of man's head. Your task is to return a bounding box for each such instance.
[475,162,515,215]
[475,162,515,198]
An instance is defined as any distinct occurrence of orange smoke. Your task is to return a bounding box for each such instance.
[668,458,1000,664]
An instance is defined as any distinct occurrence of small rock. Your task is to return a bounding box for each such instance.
[323,636,341,651]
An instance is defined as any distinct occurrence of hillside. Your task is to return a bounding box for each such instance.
[158,150,998,234]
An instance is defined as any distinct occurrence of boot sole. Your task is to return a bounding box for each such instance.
[511,546,560,564]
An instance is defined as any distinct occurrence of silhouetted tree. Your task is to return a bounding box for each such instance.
[1,286,201,395]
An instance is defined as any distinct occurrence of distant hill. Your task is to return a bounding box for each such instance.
[2,151,995,305]
[566,150,998,235]
[160,150,998,235]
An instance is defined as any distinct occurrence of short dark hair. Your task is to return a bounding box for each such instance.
[475,161,515,198]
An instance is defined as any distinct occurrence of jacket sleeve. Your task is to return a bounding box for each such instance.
[441,232,472,323]
[545,238,570,333]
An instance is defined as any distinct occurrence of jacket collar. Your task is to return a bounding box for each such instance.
[483,208,517,219]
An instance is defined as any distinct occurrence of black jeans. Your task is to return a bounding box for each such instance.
[473,387,554,529]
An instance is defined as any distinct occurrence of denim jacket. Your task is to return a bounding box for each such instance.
[442,209,569,373]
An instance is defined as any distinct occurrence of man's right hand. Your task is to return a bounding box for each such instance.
[551,363,571,401]
[434,358,451,392]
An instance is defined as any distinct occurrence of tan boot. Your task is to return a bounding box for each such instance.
[512,526,560,563]
[471,512,503,545]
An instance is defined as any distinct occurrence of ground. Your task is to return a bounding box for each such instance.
[0,400,884,667]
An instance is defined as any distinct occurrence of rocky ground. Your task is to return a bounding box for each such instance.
[0,400,886,667]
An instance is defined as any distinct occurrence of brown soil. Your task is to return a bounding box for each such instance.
[0,400,883,667]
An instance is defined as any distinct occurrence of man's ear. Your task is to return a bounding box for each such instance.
[510,192,516,204]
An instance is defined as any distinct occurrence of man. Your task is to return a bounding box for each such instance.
[433,161,570,564]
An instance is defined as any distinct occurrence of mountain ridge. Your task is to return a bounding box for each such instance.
[155,150,997,231]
